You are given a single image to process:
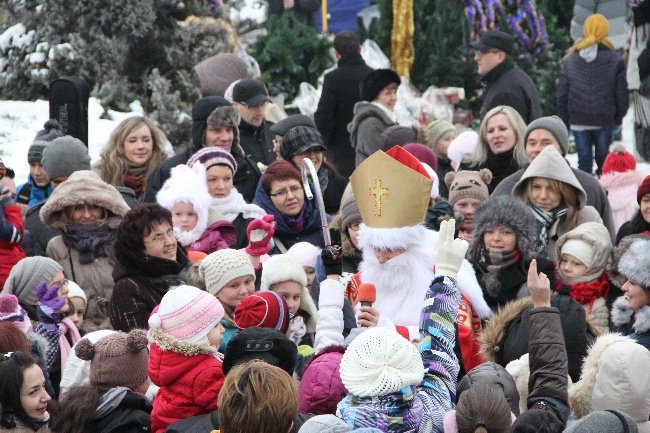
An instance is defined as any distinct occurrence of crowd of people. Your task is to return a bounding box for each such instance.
[1,9,650,433]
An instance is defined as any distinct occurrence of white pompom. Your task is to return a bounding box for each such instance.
[148,313,162,329]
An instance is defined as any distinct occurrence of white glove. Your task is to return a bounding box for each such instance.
[433,219,468,279]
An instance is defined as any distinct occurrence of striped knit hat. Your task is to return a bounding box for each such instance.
[187,147,238,174]
[234,291,290,334]
[148,285,225,343]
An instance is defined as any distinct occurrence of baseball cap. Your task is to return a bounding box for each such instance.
[232,78,269,107]
[470,30,514,55]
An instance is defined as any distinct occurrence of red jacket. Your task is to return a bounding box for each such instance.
[147,328,225,433]
[0,204,26,288]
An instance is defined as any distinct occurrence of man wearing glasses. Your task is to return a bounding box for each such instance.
[471,30,542,124]
[232,79,277,167]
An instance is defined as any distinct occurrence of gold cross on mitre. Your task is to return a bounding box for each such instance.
[369,179,388,216]
[350,146,433,229]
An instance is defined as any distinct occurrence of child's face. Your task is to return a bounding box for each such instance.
[68,297,85,329]
[215,275,255,308]
[436,131,456,156]
[272,281,302,316]
[303,267,316,290]
[171,202,198,232]
[559,254,588,280]
[207,322,226,348]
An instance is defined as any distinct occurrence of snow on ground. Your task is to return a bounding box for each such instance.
[0,98,649,187]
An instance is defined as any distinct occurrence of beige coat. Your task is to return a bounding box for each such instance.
[47,236,114,328]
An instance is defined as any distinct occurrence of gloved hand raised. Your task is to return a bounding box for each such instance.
[245,214,276,256]
[321,228,342,278]
[36,281,67,330]
[433,219,468,279]
[0,186,13,208]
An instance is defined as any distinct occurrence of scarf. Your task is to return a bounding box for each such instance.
[370,101,397,123]
[138,260,187,296]
[123,162,147,198]
[562,273,610,307]
[58,317,81,373]
[62,223,117,265]
[485,147,516,178]
[210,187,267,223]
[286,201,307,233]
[529,203,568,253]
[478,249,521,276]
[174,226,202,247]
[289,315,306,346]
[317,166,330,194]
[11,410,50,431]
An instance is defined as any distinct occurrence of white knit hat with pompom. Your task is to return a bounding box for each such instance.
[339,327,424,397]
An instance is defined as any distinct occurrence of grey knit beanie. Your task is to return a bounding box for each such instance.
[297,415,351,433]
[28,119,64,164]
[199,249,256,295]
[41,135,91,181]
[340,194,361,230]
[3,257,63,310]
[564,410,638,433]
[523,115,570,155]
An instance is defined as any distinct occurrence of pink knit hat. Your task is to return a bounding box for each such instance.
[148,285,225,343]
[287,242,321,269]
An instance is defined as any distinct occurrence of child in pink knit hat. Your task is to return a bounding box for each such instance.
[147,285,226,433]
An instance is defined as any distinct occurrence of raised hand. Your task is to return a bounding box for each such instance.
[36,281,67,329]
[433,219,468,279]
[527,259,551,308]
[245,214,276,256]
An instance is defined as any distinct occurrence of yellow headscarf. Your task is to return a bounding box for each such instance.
[573,14,615,51]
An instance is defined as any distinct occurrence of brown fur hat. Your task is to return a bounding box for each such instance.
[206,105,244,157]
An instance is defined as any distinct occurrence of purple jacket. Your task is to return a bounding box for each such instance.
[299,345,347,415]
[557,45,629,127]
[188,221,237,254]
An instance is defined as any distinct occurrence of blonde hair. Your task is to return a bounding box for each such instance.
[521,177,580,230]
[99,116,168,193]
[464,106,527,168]
[218,361,298,433]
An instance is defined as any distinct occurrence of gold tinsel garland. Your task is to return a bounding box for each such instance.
[391,0,414,79]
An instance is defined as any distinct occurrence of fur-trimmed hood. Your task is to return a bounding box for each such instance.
[469,195,538,262]
[611,296,650,335]
[481,294,597,382]
[555,222,612,284]
[348,101,395,150]
[599,169,645,191]
[148,327,218,357]
[569,333,650,426]
[617,237,650,289]
[513,146,587,209]
[40,170,130,229]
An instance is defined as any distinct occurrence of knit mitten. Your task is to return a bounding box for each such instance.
[245,215,276,256]
[36,281,66,331]
[433,219,468,279]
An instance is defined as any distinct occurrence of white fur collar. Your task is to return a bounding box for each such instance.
[611,296,650,334]
[210,187,267,223]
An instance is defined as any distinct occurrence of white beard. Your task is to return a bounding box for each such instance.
[359,234,435,327]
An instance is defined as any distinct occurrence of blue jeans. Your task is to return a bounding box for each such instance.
[572,126,614,176]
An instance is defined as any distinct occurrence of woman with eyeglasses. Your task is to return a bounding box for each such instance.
[279,126,348,215]
[187,147,267,250]
[39,170,129,332]
[254,160,326,254]
[109,203,191,332]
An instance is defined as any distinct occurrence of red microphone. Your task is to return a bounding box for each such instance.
[358,283,376,308]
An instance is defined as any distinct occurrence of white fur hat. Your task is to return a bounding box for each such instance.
[66,280,87,304]
[339,327,424,397]
[156,163,212,236]
[260,254,318,332]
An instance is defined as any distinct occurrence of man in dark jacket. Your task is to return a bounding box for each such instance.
[231,79,277,168]
[144,96,261,203]
[472,30,543,124]
[492,116,616,240]
[315,31,373,178]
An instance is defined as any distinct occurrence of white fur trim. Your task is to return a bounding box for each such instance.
[618,238,650,289]
[443,410,458,433]
[157,163,212,236]
[358,223,430,251]
[423,163,440,199]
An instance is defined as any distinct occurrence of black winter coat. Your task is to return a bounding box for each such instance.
[91,391,152,433]
[238,119,277,167]
[480,57,542,124]
[557,45,629,127]
[315,54,374,178]
[165,410,312,433]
